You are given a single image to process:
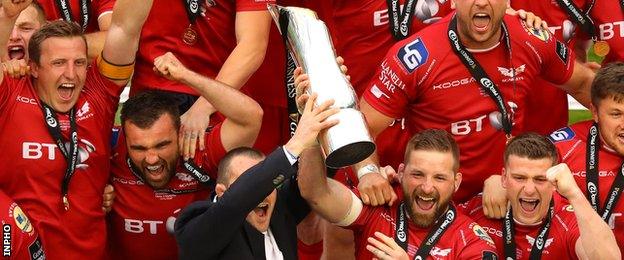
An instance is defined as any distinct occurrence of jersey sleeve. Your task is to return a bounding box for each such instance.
[84,60,125,117]
[361,37,423,119]
[523,18,576,85]
[236,0,276,12]
[198,123,227,179]
[92,0,115,19]
[457,196,484,216]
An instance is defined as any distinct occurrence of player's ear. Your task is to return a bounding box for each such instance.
[215,183,226,198]
[501,167,508,189]
[454,172,462,192]
[30,61,39,78]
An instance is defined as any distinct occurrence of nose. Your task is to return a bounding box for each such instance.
[63,63,76,80]
[523,181,537,196]
[145,150,160,165]
[420,177,435,194]
[9,28,19,42]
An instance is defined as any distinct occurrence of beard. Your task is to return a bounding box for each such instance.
[139,157,177,189]
[403,187,452,228]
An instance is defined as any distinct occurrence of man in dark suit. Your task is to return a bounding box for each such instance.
[174,93,339,259]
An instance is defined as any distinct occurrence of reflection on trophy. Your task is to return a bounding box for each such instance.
[268,4,375,168]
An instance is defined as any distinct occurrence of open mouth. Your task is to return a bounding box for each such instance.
[253,202,270,217]
[472,13,491,32]
[415,195,437,211]
[58,83,76,101]
[145,164,165,182]
[519,198,540,213]
[7,45,25,60]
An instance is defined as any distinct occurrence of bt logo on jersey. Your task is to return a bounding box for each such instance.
[22,142,57,160]
[124,219,164,234]
[599,21,624,40]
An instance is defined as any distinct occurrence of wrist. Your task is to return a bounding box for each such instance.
[357,164,383,180]
[284,141,303,158]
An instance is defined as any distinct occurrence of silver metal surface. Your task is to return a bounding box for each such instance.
[268,4,375,168]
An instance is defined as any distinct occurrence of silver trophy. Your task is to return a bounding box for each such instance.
[268,5,375,168]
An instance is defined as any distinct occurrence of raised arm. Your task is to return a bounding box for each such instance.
[558,60,595,108]
[546,163,621,260]
[100,0,152,86]
[0,0,32,84]
[84,12,111,60]
[153,52,263,158]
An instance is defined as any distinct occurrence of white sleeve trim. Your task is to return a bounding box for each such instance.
[334,191,363,227]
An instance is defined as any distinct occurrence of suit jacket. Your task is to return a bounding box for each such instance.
[175,147,310,260]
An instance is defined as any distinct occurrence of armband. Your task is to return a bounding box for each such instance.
[97,54,135,80]
[334,191,363,227]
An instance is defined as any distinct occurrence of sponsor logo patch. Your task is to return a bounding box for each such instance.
[10,205,32,234]
[556,40,569,65]
[548,127,575,142]
[397,37,429,73]
[473,224,495,244]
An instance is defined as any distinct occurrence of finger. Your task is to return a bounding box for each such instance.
[336,56,344,65]
[389,189,398,207]
[361,193,370,205]
[365,245,384,260]
[19,62,26,76]
[294,67,302,77]
[367,236,393,255]
[183,132,192,160]
[373,187,386,206]
[178,129,186,155]
[541,21,548,30]
[517,9,526,19]
[304,92,317,113]
[381,185,392,206]
[315,99,335,114]
[199,129,206,151]
[319,119,340,130]
[482,202,491,217]
[340,64,348,75]
[294,73,308,88]
[374,232,396,247]
[188,132,198,159]
[316,107,340,121]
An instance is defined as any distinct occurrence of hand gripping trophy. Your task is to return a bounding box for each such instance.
[268,5,375,168]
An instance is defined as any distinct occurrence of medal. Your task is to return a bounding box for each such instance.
[182,25,198,45]
[593,40,610,57]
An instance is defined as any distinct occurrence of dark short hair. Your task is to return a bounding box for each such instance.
[28,20,87,65]
[217,147,264,185]
[591,62,624,106]
[121,90,181,130]
[504,132,559,166]
[404,129,460,172]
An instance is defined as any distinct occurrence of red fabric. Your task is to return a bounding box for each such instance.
[459,195,581,260]
[131,0,275,96]
[108,124,226,260]
[511,0,592,135]
[297,239,323,260]
[589,0,624,64]
[0,191,45,260]
[551,120,624,255]
[347,186,498,259]
[361,13,575,202]
[332,0,454,95]
[38,0,115,33]
[0,61,123,259]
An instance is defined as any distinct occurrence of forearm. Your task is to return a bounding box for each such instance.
[187,36,267,111]
[85,30,106,60]
[179,69,262,128]
[298,147,354,223]
[569,194,621,259]
[101,0,152,65]
[564,61,594,108]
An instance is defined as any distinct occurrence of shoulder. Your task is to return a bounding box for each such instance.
[549,120,593,144]
[387,20,451,76]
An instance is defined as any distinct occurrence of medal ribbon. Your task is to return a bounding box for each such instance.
[386,0,419,40]
[447,15,513,136]
[393,203,456,259]
[40,103,78,211]
[585,122,624,221]
[54,0,90,32]
[502,200,555,260]
[126,157,204,195]
[182,0,201,24]
[278,8,300,136]
[555,0,597,40]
